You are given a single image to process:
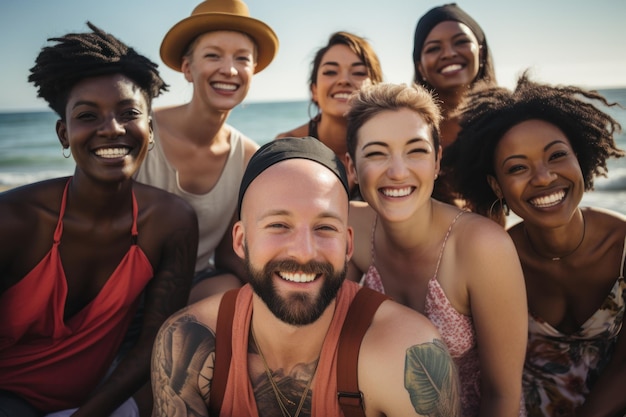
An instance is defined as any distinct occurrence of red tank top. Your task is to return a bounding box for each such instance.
[0,179,154,413]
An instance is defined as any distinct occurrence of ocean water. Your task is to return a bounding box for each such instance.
[1,91,625,214]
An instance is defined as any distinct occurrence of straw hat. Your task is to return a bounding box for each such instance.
[160,0,278,73]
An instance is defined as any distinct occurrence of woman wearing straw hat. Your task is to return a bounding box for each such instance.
[135,0,278,302]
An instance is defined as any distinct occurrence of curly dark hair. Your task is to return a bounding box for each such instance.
[444,72,624,219]
[28,22,168,118]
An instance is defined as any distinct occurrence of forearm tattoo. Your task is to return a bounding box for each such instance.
[404,339,460,417]
[152,314,216,417]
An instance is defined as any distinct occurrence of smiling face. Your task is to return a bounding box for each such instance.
[349,108,440,222]
[233,158,353,325]
[56,73,151,183]
[311,44,372,119]
[417,21,481,92]
[489,119,585,227]
[182,30,256,111]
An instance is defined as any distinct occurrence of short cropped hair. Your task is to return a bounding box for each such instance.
[346,83,442,160]
[29,22,168,118]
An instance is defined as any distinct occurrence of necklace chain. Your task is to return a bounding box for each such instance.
[251,326,317,417]
[524,211,586,261]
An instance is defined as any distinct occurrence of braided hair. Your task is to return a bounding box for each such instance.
[29,22,168,118]
[444,71,624,218]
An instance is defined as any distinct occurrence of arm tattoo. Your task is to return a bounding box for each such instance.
[404,339,460,417]
[152,314,216,417]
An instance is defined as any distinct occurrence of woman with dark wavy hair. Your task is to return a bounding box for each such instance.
[447,73,626,417]
[276,31,383,199]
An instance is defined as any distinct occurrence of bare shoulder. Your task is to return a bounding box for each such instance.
[133,181,197,223]
[453,210,518,257]
[241,135,260,165]
[366,299,441,347]
[0,179,68,281]
[0,178,67,239]
[275,123,309,139]
[584,206,626,231]
[359,300,460,416]
[162,291,223,339]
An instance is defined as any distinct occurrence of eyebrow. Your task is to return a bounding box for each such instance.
[361,137,428,151]
[321,61,366,68]
[500,140,568,166]
[424,32,471,46]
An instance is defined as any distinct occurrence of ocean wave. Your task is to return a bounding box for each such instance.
[595,167,626,191]
[0,170,73,187]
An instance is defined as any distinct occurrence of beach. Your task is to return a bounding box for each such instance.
[1,91,625,215]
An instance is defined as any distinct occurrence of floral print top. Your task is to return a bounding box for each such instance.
[362,212,505,417]
[523,237,626,417]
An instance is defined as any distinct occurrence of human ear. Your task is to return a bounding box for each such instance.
[417,62,427,82]
[346,152,358,185]
[182,57,193,83]
[311,83,319,104]
[232,221,246,260]
[487,175,503,199]
[56,119,69,149]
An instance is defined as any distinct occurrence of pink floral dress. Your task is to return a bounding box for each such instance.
[362,212,490,417]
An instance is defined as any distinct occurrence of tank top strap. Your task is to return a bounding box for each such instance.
[131,188,139,244]
[53,178,72,244]
[308,114,321,139]
[433,210,467,279]
[370,214,379,266]
[619,237,626,278]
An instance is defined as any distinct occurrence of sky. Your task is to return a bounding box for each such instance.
[1,0,625,112]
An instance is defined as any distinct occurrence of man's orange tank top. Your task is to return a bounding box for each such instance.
[219,281,360,416]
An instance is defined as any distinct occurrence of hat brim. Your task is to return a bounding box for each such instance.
[160,13,278,73]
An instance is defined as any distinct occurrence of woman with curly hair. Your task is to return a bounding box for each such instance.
[446,73,626,417]
[0,22,198,417]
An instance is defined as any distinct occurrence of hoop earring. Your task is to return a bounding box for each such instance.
[62,147,71,159]
[307,101,320,121]
[488,197,509,219]
[148,140,155,151]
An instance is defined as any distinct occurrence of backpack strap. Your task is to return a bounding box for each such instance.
[207,288,240,416]
[337,287,390,417]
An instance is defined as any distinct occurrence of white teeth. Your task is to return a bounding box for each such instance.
[382,187,412,197]
[279,271,316,283]
[441,64,462,74]
[529,190,566,208]
[94,147,130,158]
[212,82,237,91]
[332,93,351,100]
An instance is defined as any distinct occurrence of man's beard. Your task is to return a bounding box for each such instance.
[245,248,346,326]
